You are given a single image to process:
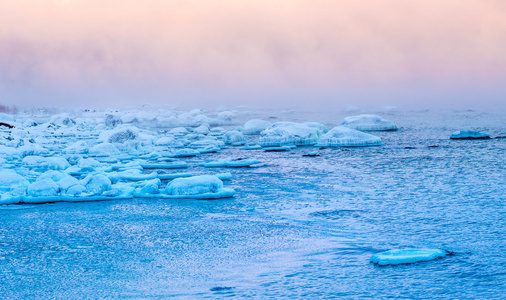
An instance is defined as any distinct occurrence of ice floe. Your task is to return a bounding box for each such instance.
[243,119,272,135]
[316,126,383,147]
[370,249,449,266]
[450,130,491,140]
[201,159,260,168]
[259,122,320,147]
[341,114,397,131]
[163,175,235,199]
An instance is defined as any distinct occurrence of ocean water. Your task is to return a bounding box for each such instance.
[0,109,505,299]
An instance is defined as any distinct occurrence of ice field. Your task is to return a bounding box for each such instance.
[0,107,505,298]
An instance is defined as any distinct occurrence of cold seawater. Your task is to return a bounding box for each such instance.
[1,109,505,299]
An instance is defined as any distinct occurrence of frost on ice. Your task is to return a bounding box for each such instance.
[370,249,449,266]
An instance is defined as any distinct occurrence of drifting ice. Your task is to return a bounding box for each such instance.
[370,249,449,266]
[341,114,398,131]
[316,126,383,147]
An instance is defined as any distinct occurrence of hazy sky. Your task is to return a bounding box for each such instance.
[1,0,505,110]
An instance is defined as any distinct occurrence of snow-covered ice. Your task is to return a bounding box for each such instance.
[370,249,449,266]
[259,122,320,147]
[450,130,491,139]
[243,119,272,135]
[341,114,398,131]
[316,126,383,147]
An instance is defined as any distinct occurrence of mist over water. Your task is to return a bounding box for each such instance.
[1,0,505,110]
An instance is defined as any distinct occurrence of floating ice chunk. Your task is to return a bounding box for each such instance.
[450,131,491,140]
[263,146,294,151]
[64,184,87,196]
[27,179,59,197]
[208,127,227,137]
[46,157,71,170]
[0,145,21,160]
[141,162,188,169]
[24,119,37,127]
[50,113,76,126]
[57,176,81,192]
[169,127,190,137]
[114,169,158,181]
[22,155,47,167]
[78,158,102,170]
[241,143,262,150]
[370,249,449,266]
[217,111,238,124]
[139,183,160,195]
[304,122,328,135]
[19,142,49,157]
[316,126,383,147]
[157,173,192,180]
[223,131,245,145]
[259,122,320,147]
[0,170,30,192]
[169,148,200,158]
[89,143,121,157]
[156,116,180,128]
[164,175,232,198]
[155,137,184,147]
[341,114,397,131]
[193,125,210,135]
[105,114,123,128]
[188,140,221,154]
[243,119,272,135]
[82,174,112,195]
[99,125,139,143]
[62,141,89,155]
[215,173,232,181]
[201,159,260,168]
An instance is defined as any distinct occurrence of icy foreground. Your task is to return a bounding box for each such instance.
[0,109,399,204]
[370,249,449,266]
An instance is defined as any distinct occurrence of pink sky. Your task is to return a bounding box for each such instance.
[1,0,505,109]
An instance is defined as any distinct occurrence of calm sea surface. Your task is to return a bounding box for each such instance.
[1,108,505,299]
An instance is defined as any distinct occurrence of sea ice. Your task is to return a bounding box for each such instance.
[46,157,71,170]
[201,159,260,168]
[450,131,491,139]
[193,125,210,135]
[89,143,121,157]
[155,137,184,147]
[341,114,398,131]
[243,119,272,135]
[164,175,233,198]
[223,131,246,145]
[82,174,112,195]
[0,170,30,192]
[169,148,200,158]
[370,249,449,266]
[99,125,139,143]
[316,126,383,147]
[27,179,59,197]
[259,122,320,147]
